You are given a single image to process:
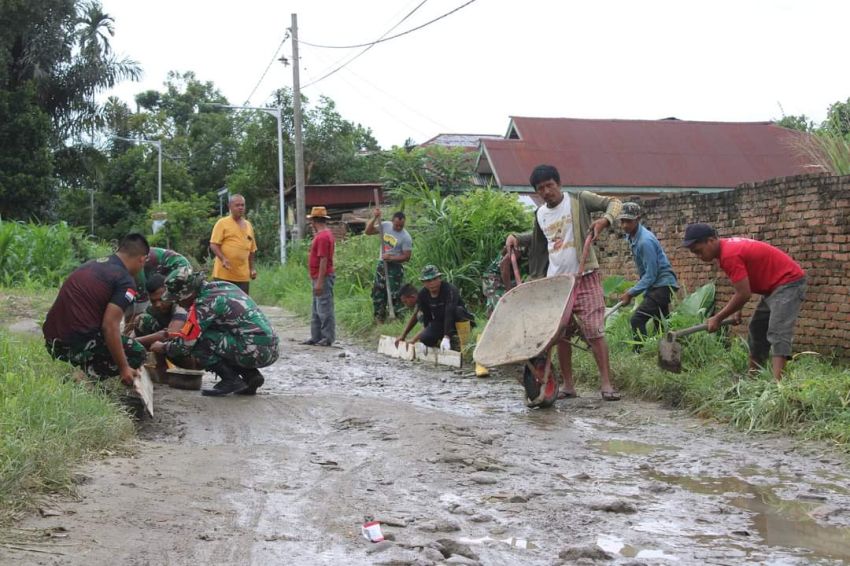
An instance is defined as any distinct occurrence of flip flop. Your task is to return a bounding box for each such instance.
[557,390,579,400]
[601,390,621,401]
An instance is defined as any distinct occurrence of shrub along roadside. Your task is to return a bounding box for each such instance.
[0,332,134,521]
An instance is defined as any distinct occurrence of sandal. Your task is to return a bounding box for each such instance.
[601,390,621,401]
[557,390,579,400]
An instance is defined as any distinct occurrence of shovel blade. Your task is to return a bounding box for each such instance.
[658,339,683,373]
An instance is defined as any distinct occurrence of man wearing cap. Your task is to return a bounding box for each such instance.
[682,223,806,381]
[302,206,336,347]
[396,265,474,351]
[43,233,150,385]
[365,208,412,322]
[505,164,622,401]
[210,194,257,295]
[151,267,279,396]
[617,202,679,344]
[130,247,193,326]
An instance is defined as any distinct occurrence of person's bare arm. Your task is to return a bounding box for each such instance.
[396,307,420,345]
[249,251,257,279]
[708,278,751,332]
[102,304,137,385]
[365,208,381,235]
[209,243,231,270]
[135,329,168,348]
[314,257,328,296]
[384,250,412,263]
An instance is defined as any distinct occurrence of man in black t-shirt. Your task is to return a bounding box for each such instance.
[397,265,473,350]
[43,234,151,384]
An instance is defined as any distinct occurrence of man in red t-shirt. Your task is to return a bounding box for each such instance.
[683,223,806,381]
[302,206,336,346]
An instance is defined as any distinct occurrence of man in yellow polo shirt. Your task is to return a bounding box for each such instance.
[209,194,258,294]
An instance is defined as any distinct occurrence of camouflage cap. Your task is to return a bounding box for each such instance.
[618,202,641,220]
[161,266,204,302]
[419,264,442,281]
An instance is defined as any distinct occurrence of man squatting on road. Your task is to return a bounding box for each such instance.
[365,207,412,322]
[43,233,151,385]
[396,265,474,351]
[617,202,679,345]
[151,267,280,396]
[506,164,622,401]
[683,223,807,381]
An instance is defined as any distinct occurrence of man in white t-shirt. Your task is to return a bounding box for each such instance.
[506,165,622,401]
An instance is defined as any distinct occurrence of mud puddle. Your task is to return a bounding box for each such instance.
[3,305,850,565]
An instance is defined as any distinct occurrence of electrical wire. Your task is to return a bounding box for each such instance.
[243,31,290,105]
[299,0,478,49]
[301,0,429,89]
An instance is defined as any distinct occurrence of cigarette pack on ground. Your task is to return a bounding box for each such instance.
[361,521,384,542]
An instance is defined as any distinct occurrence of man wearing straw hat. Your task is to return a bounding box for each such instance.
[301,206,336,347]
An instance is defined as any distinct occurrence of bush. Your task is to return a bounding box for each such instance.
[147,194,217,262]
[0,221,108,287]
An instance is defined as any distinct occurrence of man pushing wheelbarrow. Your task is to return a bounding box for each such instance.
[474,165,622,407]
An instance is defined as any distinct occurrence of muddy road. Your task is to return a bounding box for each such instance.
[4,306,850,565]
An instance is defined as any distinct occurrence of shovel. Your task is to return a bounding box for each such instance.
[658,319,737,373]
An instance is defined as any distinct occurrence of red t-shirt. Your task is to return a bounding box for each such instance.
[718,238,804,295]
[308,229,335,279]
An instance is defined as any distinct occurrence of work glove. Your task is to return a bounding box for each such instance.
[440,337,451,351]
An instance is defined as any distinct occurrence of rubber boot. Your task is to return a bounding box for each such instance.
[236,368,264,395]
[202,362,247,396]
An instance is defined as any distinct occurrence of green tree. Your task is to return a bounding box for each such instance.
[381,145,475,196]
[775,114,815,133]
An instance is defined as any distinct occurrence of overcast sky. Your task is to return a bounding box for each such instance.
[101,0,850,148]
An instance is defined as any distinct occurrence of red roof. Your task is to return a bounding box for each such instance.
[301,183,383,208]
[478,117,812,190]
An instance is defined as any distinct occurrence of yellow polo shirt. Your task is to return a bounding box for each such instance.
[210,216,257,282]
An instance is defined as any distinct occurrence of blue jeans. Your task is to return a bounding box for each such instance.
[311,275,335,344]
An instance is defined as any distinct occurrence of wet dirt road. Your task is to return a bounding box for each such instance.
[5,306,850,565]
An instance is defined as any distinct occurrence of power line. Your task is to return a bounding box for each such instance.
[300,0,477,49]
[301,0,429,89]
[243,31,290,105]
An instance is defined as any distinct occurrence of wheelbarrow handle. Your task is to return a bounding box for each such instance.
[509,249,522,288]
[666,318,737,341]
[577,232,594,276]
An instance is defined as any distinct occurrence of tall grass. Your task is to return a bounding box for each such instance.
[574,287,850,450]
[0,332,134,520]
[791,128,850,175]
[0,221,110,288]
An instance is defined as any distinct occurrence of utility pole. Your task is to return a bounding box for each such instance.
[291,13,307,240]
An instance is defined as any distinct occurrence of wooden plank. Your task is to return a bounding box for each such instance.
[134,367,155,417]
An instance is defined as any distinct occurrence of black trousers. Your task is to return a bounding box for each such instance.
[630,286,673,339]
[420,306,474,347]
[214,278,249,295]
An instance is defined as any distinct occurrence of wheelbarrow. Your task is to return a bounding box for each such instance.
[474,234,606,408]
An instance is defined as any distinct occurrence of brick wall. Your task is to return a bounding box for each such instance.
[594,173,850,358]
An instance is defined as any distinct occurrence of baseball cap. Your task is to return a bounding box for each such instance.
[618,202,641,220]
[681,223,717,247]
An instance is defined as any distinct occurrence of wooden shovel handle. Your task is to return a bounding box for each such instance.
[509,250,522,288]
[667,318,737,341]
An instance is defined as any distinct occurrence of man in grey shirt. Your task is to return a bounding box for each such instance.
[365,209,413,322]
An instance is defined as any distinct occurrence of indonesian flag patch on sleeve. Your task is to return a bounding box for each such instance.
[124,288,138,303]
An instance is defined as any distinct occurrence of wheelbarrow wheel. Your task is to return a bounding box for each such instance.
[522,357,558,409]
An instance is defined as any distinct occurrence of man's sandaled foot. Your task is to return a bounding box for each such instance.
[300,339,318,345]
[601,390,621,401]
[558,390,579,400]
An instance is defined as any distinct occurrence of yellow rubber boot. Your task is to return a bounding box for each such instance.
[475,363,490,378]
[454,320,471,351]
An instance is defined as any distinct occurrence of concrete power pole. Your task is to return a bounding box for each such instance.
[291,13,307,240]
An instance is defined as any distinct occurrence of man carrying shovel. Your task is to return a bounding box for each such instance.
[505,164,622,401]
[683,223,806,381]
[617,202,679,345]
[365,208,412,322]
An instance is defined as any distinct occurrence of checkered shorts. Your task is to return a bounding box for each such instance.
[565,271,606,340]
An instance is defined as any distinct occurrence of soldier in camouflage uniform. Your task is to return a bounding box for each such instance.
[482,248,527,317]
[153,267,279,396]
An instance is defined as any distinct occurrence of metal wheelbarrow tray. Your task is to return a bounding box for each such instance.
[473,274,578,407]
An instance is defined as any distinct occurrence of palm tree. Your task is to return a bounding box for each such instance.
[76,1,115,57]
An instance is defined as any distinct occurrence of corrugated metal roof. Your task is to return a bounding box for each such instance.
[421,133,502,151]
[300,183,383,207]
[478,117,812,189]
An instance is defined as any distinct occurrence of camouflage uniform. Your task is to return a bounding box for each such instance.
[372,261,405,320]
[47,334,146,379]
[135,247,192,304]
[482,256,508,318]
[163,272,279,370]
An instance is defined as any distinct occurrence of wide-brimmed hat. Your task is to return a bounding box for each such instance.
[618,202,641,220]
[162,266,204,302]
[307,206,331,219]
[419,265,442,281]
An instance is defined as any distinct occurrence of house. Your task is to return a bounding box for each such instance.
[420,133,502,152]
[475,117,812,199]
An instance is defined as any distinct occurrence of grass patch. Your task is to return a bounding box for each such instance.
[572,299,850,451]
[0,331,134,522]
